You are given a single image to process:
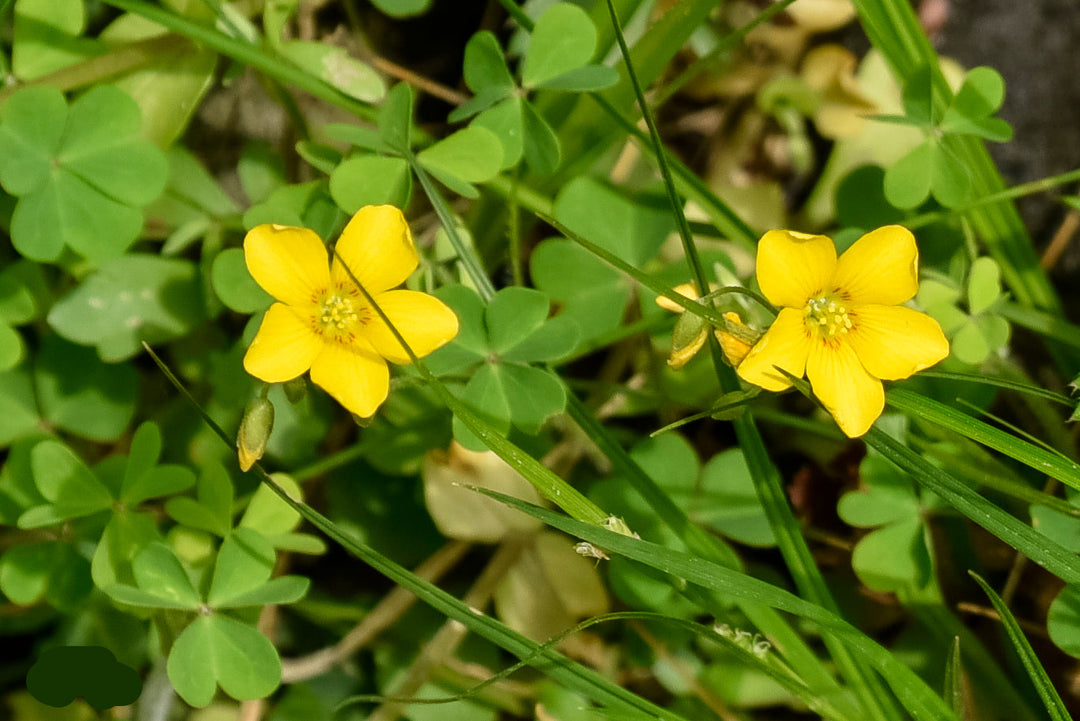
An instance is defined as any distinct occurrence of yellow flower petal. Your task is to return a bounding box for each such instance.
[806,339,883,437]
[755,230,837,308]
[243,304,321,382]
[833,225,919,305]
[655,283,707,313]
[331,205,418,295]
[737,307,810,391]
[310,339,390,418]
[244,224,330,306]
[849,305,950,380]
[362,290,461,364]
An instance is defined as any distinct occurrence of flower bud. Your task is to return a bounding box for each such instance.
[668,311,709,369]
[715,312,759,367]
[237,397,275,472]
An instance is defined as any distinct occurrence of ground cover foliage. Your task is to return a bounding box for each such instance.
[2,0,1080,719]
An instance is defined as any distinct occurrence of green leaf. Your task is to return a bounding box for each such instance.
[59,85,168,206]
[1049,584,1080,658]
[501,315,580,363]
[0,367,41,448]
[495,363,566,433]
[0,259,49,325]
[949,67,1005,121]
[900,63,933,126]
[168,614,282,706]
[0,325,24,370]
[883,141,934,209]
[238,141,286,205]
[520,100,561,176]
[370,0,432,18]
[967,256,1002,315]
[930,142,971,208]
[485,287,551,354]
[33,336,135,441]
[533,64,619,92]
[239,474,302,535]
[48,255,208,361]
[851,518,931,592]
[12,167,145,263]
[123,422,162,492]
[160,146,240,217]
[472,98,524,169]
[214,575,310,608]
[91,510,163,589]
[462,31,515,95]
[554,177,674,266]
[211,248,273,314]
[24,440,113,524]
[0,542,92,608]
[696,449,776,547]
[130,542,202,609]
[530,238,628,340]
[323,123,382,151]
[416,126,503,183]
[207,528,276,607]
[329,154,412,211]
[12,0,103,80]
[0,85,67,195]
[379,82,414,153]
[279,40,384,102]
[521,3,598,89]
[165,462,234,537]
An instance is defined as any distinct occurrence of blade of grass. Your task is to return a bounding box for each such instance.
[566,394,851,702]
[918,370,1073,407]
[864,424,1080,584]
[886,388,1080,494]
[472,486,960,721]
[969,572,1071,721]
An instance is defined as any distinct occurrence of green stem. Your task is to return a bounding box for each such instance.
[907,167,1080,229]
[410,156,497,302]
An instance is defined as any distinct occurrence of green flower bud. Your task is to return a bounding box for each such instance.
[283,376,308,404]
[238,397,275,472]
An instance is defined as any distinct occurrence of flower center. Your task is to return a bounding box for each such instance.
[804,296,852,338]
[320,294,358,330]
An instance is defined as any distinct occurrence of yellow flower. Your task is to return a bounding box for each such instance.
[242,205,459,418]
[737,225,949,437]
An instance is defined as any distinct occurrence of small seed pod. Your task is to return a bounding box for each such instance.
[237,397,275,471]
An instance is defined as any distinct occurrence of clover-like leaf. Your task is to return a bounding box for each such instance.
[207,528,276,608]
[1048,584,1080,659]
[461,30,515,98]
[521,100,561,176]
[20,440,114,527]
[531,239,629,341]
[212,248,274,314]
[0,85,167,263]
[0,542,92,609]
[554,177,675,266]
[166,463,235,537]
[485,287,552,354]
[167,614,282,707]
[838,454,932,592]
[521,3,599,89]
[416,126,503,185]
[472,97,524,169]
[48,254,207,362]
[91,510,163,590]
[329,154,412,211]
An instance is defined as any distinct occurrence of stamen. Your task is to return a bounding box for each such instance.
[804,296,853,338]
[319,294,358,332]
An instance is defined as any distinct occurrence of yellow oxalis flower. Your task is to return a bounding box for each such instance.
[243,205,459,418]
[737,225,949,438]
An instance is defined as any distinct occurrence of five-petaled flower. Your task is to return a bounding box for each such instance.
[242,205,459,418]
[737,225,949,437]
